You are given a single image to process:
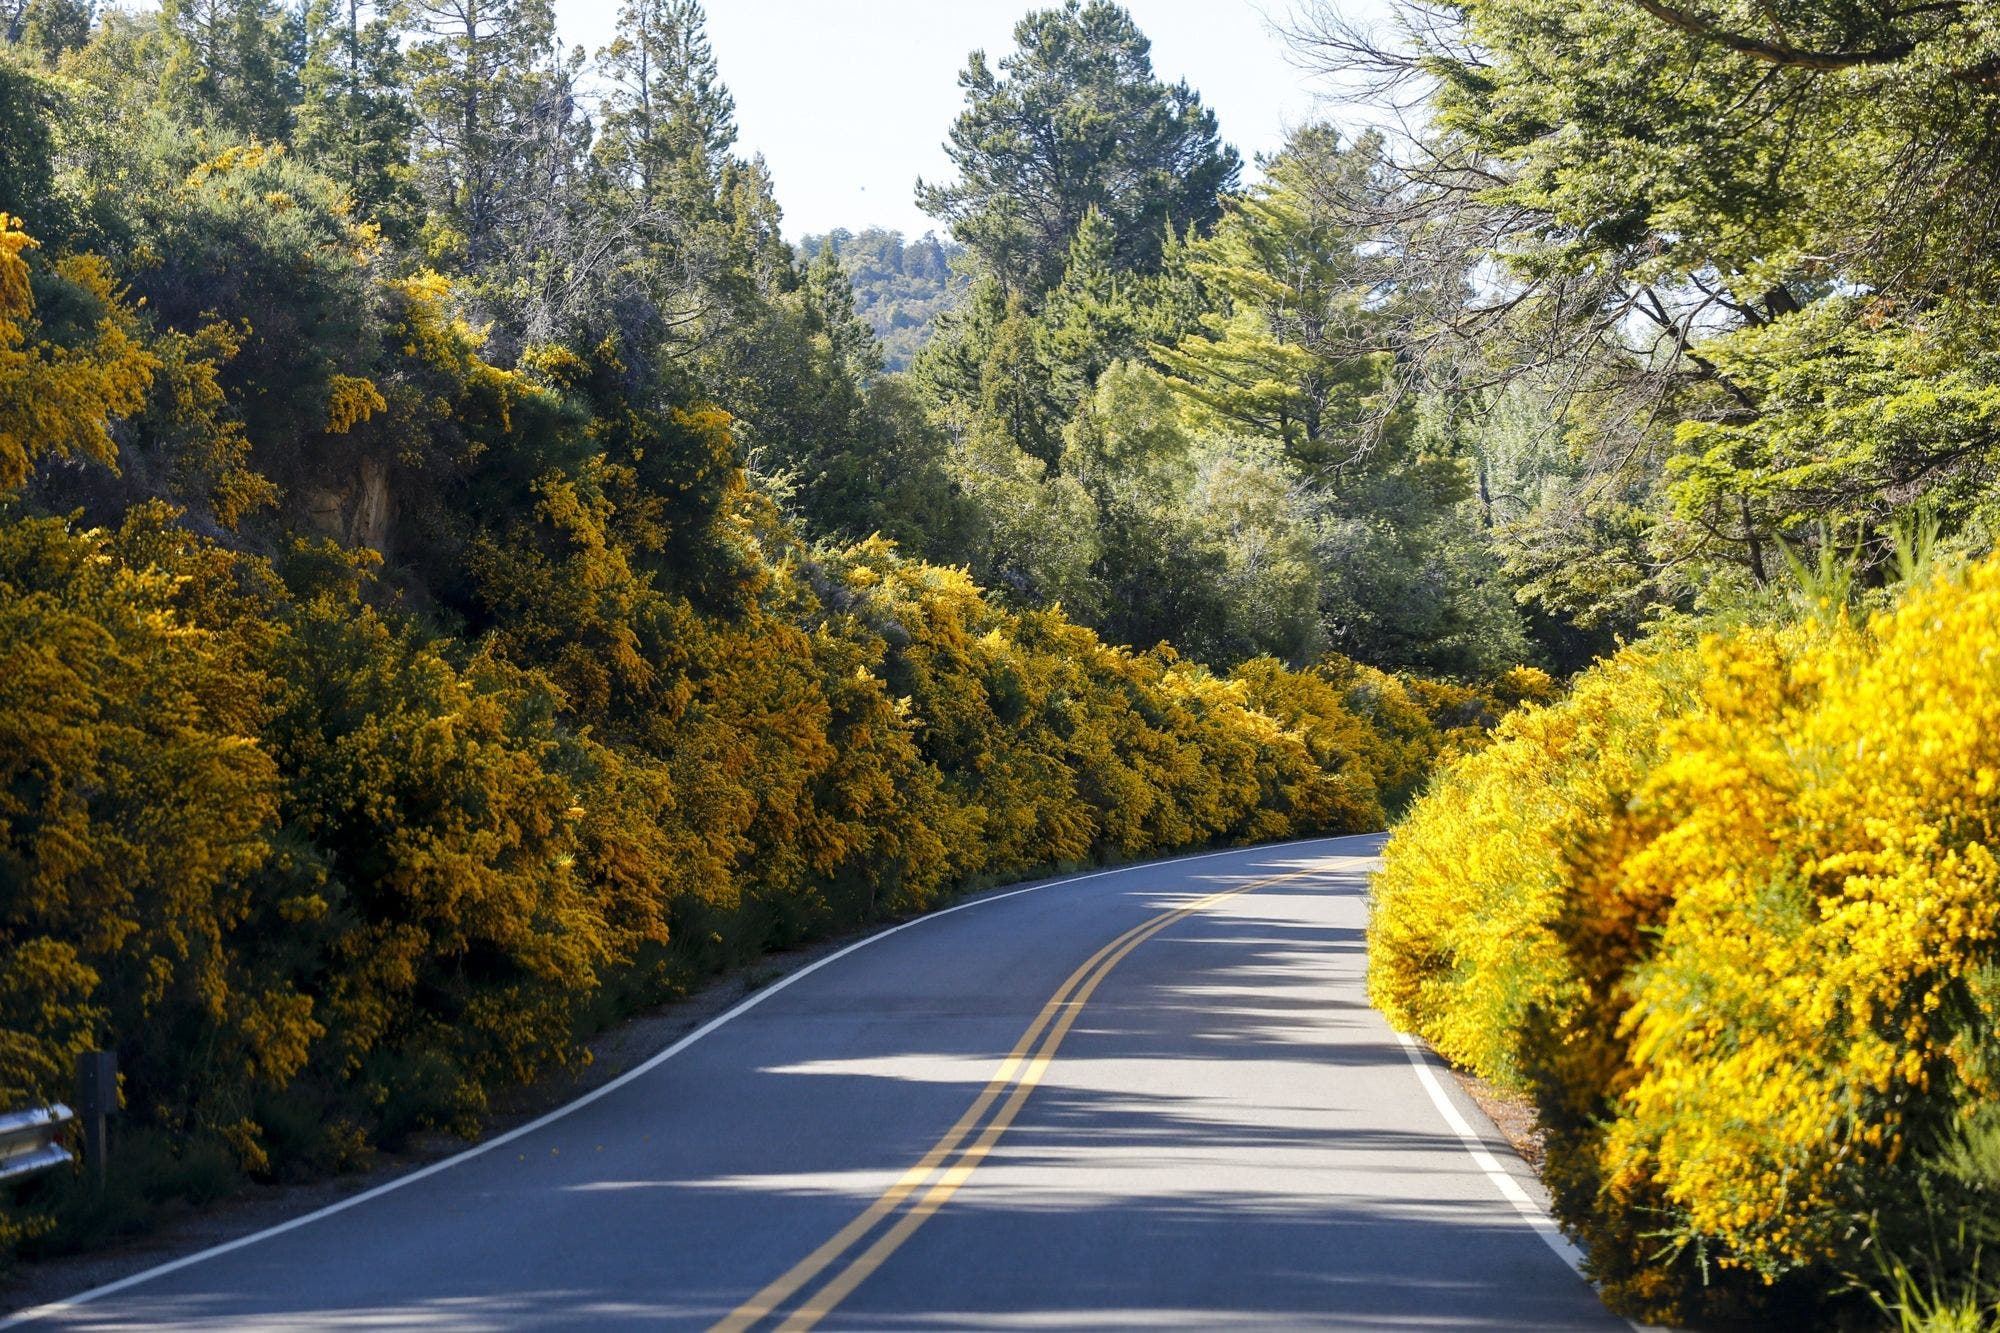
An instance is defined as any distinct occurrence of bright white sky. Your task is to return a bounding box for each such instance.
[554,0,1384,240]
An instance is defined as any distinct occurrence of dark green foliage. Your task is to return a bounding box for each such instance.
[910,104,1532,676]
[1039,207,1140,409]
[155,0,300,143]
[1335,0,2000,629]
[0,56,57,228]
[294,0,415,234]
[9,0,90,62]
[917,0,1240,296]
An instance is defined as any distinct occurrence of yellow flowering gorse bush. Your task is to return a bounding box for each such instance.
[1375,565,2000,1323]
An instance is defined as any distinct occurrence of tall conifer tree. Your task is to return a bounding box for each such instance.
[595,0,734,213]
[1039,206,1138,409]
[156,0,298,142]
[295,0,414,233]
[917,0,1239,296]
[404,0,557,268]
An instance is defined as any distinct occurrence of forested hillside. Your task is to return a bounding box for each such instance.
[0,0,1545,1264]
[798,228,964,371]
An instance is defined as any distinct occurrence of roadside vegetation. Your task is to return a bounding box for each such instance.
[1377,559,2000,1326]
[0,0,1551,1264]
[1346,0,2000,1325]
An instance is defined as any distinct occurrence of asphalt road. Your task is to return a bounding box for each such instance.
[6,834,1629,1331]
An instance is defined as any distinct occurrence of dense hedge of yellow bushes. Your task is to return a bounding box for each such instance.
[1374,568,2000,1324]
[0,210,1520,1257]
[0,500,1433,1253]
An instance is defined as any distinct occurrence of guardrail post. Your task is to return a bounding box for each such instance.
[74,1050,115,1188]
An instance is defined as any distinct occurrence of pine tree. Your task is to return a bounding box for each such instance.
[1038,206,1137,409]
[404,0,557,269]
[975,294,1062,471]
[718,154,792,293]
[594,0,734,212]
[917,0,1239,296]
[294,0,415,234]
[0,60,58,234]
[586,0,740,361]
[156,0,298,143]
[805,241,883,383]
[1151,127,1389,472]
[6,0,91,63]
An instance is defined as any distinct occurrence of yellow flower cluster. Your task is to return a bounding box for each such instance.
[0,214,157,490]
[1375,564,2000,1321]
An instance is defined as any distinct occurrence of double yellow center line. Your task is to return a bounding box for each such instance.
[710,860,1346,1332]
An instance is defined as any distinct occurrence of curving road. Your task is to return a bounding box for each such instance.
[5,834,1628,1331]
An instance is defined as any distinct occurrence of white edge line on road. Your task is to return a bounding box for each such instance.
[1394,1031,1650,1333]
[2,833,1380,1329]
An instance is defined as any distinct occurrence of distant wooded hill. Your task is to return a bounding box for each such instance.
[800,228,966,371]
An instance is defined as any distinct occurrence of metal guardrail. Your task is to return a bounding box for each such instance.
[0,1104,73,1183]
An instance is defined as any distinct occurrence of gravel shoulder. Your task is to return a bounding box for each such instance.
[1449,1064,1548,1172]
